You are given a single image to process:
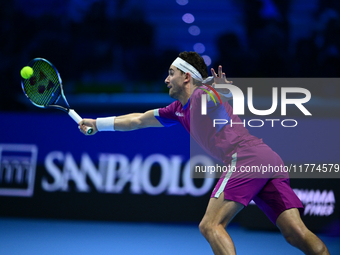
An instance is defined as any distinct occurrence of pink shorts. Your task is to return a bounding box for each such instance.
[211,144,304,224]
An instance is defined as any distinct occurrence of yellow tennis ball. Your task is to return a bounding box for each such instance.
[21,66,34,79]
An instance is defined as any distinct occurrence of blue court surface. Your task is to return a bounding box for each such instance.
[0,218,339,255]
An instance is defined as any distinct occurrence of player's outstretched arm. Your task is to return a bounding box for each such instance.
[79,110,163,135]
[115,110,163,131]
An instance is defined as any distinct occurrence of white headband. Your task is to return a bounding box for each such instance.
[172,57,213,84]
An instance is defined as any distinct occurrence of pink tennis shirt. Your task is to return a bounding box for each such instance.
[154,85,263,164]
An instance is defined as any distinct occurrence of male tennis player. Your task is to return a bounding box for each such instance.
[79,51,329,255]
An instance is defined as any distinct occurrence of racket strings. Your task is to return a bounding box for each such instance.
[22,60,61,107]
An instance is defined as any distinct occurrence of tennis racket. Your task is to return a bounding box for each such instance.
[20,58,93,134]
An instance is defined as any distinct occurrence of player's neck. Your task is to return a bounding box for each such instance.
[179,82,196,106]
[178,94,190,106]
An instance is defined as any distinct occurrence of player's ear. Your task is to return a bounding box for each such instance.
[184,72,191,83]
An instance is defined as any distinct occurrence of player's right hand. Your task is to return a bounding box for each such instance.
[79,119,98,136]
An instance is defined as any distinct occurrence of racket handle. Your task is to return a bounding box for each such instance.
[68,109,93,135]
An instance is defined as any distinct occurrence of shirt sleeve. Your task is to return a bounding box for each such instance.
[153,101,180,127]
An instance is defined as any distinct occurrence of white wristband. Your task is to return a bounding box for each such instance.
[96,117,116,131]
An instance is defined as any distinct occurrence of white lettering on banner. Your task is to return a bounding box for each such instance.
[167,155,185,195]
[142,154,170,195]
[62,153,88,192]
[42,152,215,196]
[293,189,336,217]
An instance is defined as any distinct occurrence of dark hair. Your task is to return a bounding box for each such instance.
[178,51,208,84]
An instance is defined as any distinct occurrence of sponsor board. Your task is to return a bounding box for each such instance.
[249,189,336,217]
[42,152,215,196]
[293,189,335,217]
[0,144,37,197]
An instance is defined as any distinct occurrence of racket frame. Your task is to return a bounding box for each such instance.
[21,58,93,134]
[21,58,70,112]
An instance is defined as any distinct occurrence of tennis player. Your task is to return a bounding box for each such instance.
[79,51,329,255]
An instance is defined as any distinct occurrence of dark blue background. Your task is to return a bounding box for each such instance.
[0,0,339,234]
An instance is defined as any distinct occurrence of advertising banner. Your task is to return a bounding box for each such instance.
[0,112,339,232]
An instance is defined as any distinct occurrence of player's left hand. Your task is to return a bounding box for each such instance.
[211,65,233,94]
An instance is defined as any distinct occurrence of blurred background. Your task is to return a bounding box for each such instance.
[0,0,339,254]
